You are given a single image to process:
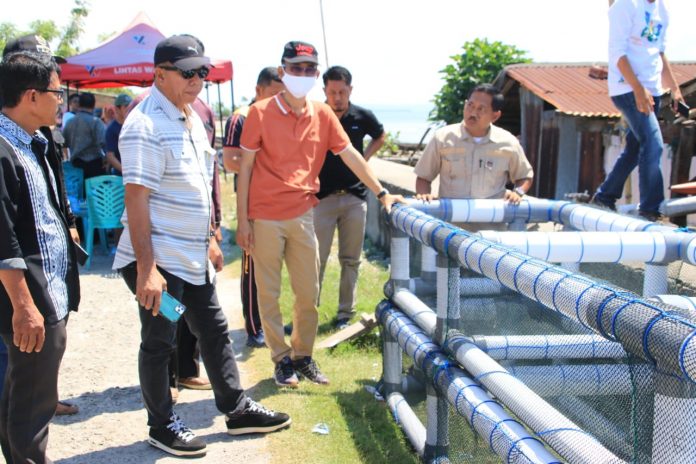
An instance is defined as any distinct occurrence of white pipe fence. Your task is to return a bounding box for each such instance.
[379,201,696,463]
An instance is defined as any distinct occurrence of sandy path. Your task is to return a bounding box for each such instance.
[48,251,269,464]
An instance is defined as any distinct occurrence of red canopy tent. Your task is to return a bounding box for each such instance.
[60,12,233,87]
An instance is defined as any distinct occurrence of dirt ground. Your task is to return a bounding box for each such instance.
[49,250,270,464]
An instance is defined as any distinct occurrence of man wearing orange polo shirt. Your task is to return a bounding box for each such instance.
[236,41,403,388]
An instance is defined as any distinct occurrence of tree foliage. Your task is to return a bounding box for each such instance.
[0,0,89,57]
[430,38,531,124]
[56,0,90,57]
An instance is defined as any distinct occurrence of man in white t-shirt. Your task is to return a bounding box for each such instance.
[591,0,683,221]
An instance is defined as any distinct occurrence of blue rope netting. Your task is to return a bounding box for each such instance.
[379,304,562,463]
[390,205,696,383]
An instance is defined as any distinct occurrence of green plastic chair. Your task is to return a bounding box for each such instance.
[84,175,125,268]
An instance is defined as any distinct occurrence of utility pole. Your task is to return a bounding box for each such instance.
[319,0,330,67]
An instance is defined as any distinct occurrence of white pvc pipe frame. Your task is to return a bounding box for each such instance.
[407,198,696,265]
[389,205,696,384]
[387,393,426,457]
[378,304,563,464]
[387,291,623,463]
[471,334,627,360]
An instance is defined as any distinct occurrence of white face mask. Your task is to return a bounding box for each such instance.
[282,73,316,99]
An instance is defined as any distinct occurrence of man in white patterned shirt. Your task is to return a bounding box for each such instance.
[114,34,289,458]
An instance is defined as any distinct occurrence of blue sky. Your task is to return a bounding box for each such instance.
[9,0,696,107]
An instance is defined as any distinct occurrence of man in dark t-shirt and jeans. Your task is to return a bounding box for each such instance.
[315,66,385,329]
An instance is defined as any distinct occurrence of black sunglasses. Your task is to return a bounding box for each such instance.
[158,65,209,80]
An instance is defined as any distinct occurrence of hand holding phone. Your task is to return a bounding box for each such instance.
[74,242,89,266]
[159,291,186,323]
[677,101,690,118]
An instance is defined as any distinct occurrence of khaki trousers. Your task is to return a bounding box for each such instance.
[251,210,320,363]
[313,193,367,320]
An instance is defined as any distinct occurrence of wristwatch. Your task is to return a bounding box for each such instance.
[513,186,526,197]
[377,188,389,200]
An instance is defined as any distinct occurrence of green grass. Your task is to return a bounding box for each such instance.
[219,175,419,464]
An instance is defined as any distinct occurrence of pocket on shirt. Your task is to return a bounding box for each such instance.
[164,140,186,160]
[442,154,467,180]
[477,156,507,198]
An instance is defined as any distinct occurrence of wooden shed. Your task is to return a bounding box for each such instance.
[494,63,696,200]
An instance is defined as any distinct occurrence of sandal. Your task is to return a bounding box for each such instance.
[56,400,79,416]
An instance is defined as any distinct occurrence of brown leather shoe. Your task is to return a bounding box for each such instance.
[55,400,79,416]
[178,376,212,390]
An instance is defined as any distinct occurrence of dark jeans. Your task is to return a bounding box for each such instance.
[0,338,7,396]
[0,320,67,464]
[241,251,262,337]
[120,263,246,427]
[71,157,104,180]
[169,320,200,386]
[595,92,664,213]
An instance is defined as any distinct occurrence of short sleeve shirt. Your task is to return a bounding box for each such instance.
[240,94,351,220]
[113,86,216,285]
[318,103,384,200]
[223,107,249,149]
[414,123,533,199]
[105,120,122,161]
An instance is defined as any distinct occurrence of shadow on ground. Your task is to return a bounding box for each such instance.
[334,378,419,464]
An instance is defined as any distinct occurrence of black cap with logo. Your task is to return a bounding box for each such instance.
[154,34,211,71]
[281,41,319,65]
[3,34,66,63]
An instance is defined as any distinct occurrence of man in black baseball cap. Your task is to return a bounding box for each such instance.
[117,33,290,458]
[3,34,66,63]
[154,34,210,71]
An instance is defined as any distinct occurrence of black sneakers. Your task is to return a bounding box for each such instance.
[589,193,617,211]
[274,356,299,387]
[335,318,350,330]
[148,414,207,457]
[246,330,265,348]
[638,210,668,223]
[293,356,330,385]
[226,398,292,435]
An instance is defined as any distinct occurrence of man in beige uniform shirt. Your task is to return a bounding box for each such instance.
[415,84,533,230]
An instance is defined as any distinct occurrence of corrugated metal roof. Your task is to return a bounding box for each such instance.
[504,63,696,118]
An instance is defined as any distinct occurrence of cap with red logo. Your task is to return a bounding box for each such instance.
[281,41,319,65]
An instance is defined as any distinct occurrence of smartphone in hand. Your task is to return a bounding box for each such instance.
[159,291,187,323]
[74,242,89,266]
[677,101,690,118]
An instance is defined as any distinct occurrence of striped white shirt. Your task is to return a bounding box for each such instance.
[113,85,216,285]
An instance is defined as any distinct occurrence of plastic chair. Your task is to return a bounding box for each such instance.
[83,175,125,268]
[62,161,84,200]
[62,161,89,236]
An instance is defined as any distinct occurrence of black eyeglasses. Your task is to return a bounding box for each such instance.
[283,64,318,77]
[31,88,64,102]
[158,65,210,80]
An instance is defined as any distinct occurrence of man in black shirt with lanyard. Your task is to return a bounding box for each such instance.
[315,66,385,329]
[0,49,81,464]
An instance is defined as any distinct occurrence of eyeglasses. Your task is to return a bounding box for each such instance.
[283,64,318,77]
[158,65,210,80]
[31,88,64,102]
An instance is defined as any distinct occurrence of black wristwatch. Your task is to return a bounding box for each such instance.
[377,188,389,200]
